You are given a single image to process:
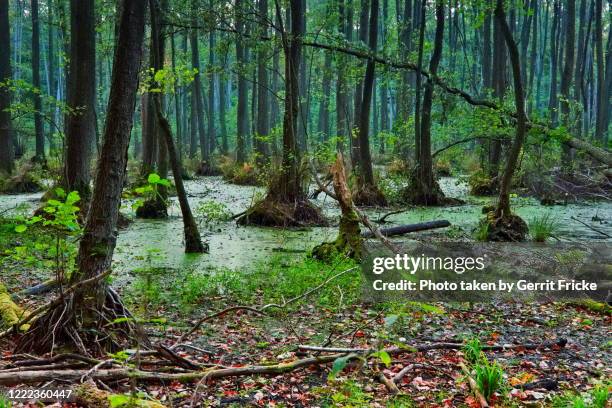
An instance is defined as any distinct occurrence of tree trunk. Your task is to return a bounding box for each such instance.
[413,0,425,164]
[190,6,209,167]
[235,0,247,164]
[17,0,147,354]
[548,0,560,125]
[208,14,217,156]
[353,0,386,206]
[0,0,13,174]
[409,0,445,206]
[493,0,528,224]
[594,0,606,142]
[255,0,270,164]
[31,0,45,163]
[351,0,370,168]
[219,47,229,155]
[64,0,95,200]
[336,0,349,152]
[153,96,206,253]
[559,0,575,165]
[489,4,506,181]
[318,50,332,142]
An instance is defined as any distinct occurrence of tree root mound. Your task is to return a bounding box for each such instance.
[311,217,362,262]
[237,198,327,227]
[483,212,529,242]
[135,199,168,219]
[0,172,43,194]
[401,178,462,206]
[353,184,388,207]
[195,161,222,177]
[15,287,142,355]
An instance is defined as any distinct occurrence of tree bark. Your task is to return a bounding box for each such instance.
[17,0,147,354]
[64,0,96,200]
[559,0,575,165]
[190,3,209,165]
[235,0,247,164]
[494,0,527,219]
[594,0,606,142]
[208,12,217,155]
[31,0,45,163]
[255,0,270,164]
[0,0,13,174]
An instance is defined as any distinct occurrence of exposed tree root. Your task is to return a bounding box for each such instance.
[482,211,529,242]
[135,199,168,219]
[401,175,461,206]
[0,165,43,194]
[236,197,327,227]
[353,183,388,207]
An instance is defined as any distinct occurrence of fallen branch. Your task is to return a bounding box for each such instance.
[373,208,410,224]
[570,216,612,238]
[361,220,451,238]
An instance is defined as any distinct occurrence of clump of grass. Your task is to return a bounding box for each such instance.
[463,338,484,364]
[529,213,560,242]
[473,358,504,402]
[474,221,489,242]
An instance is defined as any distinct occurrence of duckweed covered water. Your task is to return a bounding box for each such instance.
[0,176,610,277]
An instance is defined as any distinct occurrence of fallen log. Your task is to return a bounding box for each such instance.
[361,220,451,238]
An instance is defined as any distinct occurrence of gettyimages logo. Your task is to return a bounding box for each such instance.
[372,253,487,275]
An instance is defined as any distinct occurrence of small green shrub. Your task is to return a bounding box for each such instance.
[474,221,489,242]
[473,358,504,402]
[0,395,12,408]
[529,213,560,242]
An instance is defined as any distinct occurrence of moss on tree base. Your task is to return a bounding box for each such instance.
[353,184,387,207]
[312,212,362,261]
[135,199,168,219]
[237,198,327,227]
[482,211,529,242]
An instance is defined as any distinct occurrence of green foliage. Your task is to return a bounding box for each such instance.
[315,380,373,407]
[474,221,489,242]
[0,395,11,408]
[130,173,172,211]
[529,213,560,242]
[463,338,485,364]
[473,358,505,402]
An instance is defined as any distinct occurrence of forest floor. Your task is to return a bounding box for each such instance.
[0,175,610,407]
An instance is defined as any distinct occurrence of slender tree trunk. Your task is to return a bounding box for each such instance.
[489,4,506,180]
[318,50,332,142]
[482,5,492,91]
[255,0,270,164]
[31,0,45,163]
[208,14,217,155]
[219,39,229,155]
[412,0,444,205]
[336,0,349,152]
[355,0,381,201]
[0,0,13,174]
[235,0,247,164]
[494,0,527,219]
[190,86,198,158]
[560,0,576,165]
[594,0,606,142]
[351,0,370,169]
[64,0,95,200]
[548,0,560,124]
[414,0,425,164]
[171,32,182,161]
[190,25,209,165]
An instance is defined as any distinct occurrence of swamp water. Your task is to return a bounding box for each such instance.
[0,176,610,278]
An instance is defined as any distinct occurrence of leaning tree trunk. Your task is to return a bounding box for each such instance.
[153,96,207,253]
[64,0,96,201]
[237,0,325,227]
[484,0,529,242]
[16,0,147,355]
[0,0,13,174]
[353,0,387,206]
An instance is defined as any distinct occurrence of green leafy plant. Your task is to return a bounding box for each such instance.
[0,394,12,408]
[131,173,172,211]
[529,213,560,242]
[14,188,81,281]
[473,358,504,402]
[591,385,610,408]
[474,221,489,242]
